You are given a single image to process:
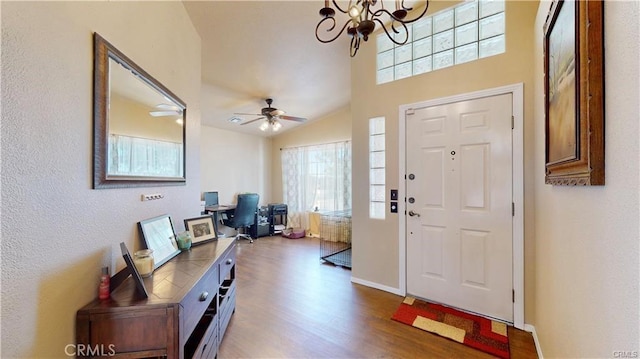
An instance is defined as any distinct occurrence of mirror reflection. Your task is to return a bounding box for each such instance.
[93,33,186,188]
[108,59,184,178]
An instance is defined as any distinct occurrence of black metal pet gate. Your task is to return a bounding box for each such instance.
[319,210,352,268]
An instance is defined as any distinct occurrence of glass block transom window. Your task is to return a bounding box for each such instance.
[369,117,386,219]
[377,0,505,84]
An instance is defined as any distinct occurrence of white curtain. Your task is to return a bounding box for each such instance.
[281,141,352,230]
[109,134,183,177]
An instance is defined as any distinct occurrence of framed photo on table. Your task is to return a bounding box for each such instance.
[138,214,180,269]
[543,0,604,185]
[184,215,218,245]
[119,242,148,298]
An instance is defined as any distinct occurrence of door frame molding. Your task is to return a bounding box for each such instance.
[398,83,524,329]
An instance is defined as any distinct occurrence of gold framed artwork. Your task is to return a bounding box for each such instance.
[184,215,218,245]
[543,0,604,185]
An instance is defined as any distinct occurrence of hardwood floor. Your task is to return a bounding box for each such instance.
[218,235,538,358]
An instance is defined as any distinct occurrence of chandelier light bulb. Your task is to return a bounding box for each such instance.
[315,0,429,57]
[348,4,361,19]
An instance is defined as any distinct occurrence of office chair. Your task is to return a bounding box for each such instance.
[222,193,259,243]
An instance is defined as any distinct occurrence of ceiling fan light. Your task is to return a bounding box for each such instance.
[237,98,307,132]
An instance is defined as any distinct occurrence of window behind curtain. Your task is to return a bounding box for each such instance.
[109,134,183,177]
[281,141,352,228]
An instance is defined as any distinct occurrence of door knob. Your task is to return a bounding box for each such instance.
[408,210,421,217]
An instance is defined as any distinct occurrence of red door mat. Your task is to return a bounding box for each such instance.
[392,297,510,358]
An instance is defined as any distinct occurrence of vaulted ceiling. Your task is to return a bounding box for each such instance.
[184,1,353,136]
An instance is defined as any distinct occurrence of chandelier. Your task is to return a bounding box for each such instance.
[315,0,430,57]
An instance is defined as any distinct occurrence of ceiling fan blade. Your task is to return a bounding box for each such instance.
[150,110,182,117]
[269,109,285,117]
[150,103,183,117]
[153,103,181,111]
[240,117,265,125]
[234,112,262,116]
[279,115,307,122]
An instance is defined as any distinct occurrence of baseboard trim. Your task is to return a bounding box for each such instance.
[350,276,404,296]
[524,324,544,359]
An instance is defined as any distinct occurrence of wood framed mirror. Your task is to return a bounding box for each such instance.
[93,33,186,189]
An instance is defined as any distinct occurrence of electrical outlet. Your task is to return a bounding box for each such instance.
[141,193,164,201]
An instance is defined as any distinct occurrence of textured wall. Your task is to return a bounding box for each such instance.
[200,125,272,205]
[532,1,640,356]
[1,2,201,357]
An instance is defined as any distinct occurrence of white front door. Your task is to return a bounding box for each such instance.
[406,93,513,322]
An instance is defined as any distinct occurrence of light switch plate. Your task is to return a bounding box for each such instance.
[141,193,164,201]
[390,201,398,213]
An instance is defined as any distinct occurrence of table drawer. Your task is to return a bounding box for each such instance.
[219,280,236,339]
[192,314,218,359]
[201,320,218,359]
[181,264,219,339]
[83,307,171,355]
[219,247,236,282]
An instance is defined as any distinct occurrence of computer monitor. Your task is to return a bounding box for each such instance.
[204,191,219,206]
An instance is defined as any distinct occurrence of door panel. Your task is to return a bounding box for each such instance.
[421,225,445,278]
[422,148,445,207]
[406,93,513,322]
[460,143,489,209]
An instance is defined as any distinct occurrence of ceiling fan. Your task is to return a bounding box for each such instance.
[149,103,184,125]
[149,103,183,117]
[234,98,307,131]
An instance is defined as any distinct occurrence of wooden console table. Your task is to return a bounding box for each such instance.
[76,238,236,358]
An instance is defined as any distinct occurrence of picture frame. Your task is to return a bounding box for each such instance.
[184,215,218,245]
[138,214,181,269]
[543,0,604,185]
[120,242,149,298]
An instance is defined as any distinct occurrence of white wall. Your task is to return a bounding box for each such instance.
[1,2,201,357]
[200,125,271,205]
[532,1,640,356]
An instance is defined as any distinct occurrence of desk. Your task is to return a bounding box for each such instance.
[205,205,236,236]
[205,204,236,212]
[250,206,270,238]
[268,203,288,235]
